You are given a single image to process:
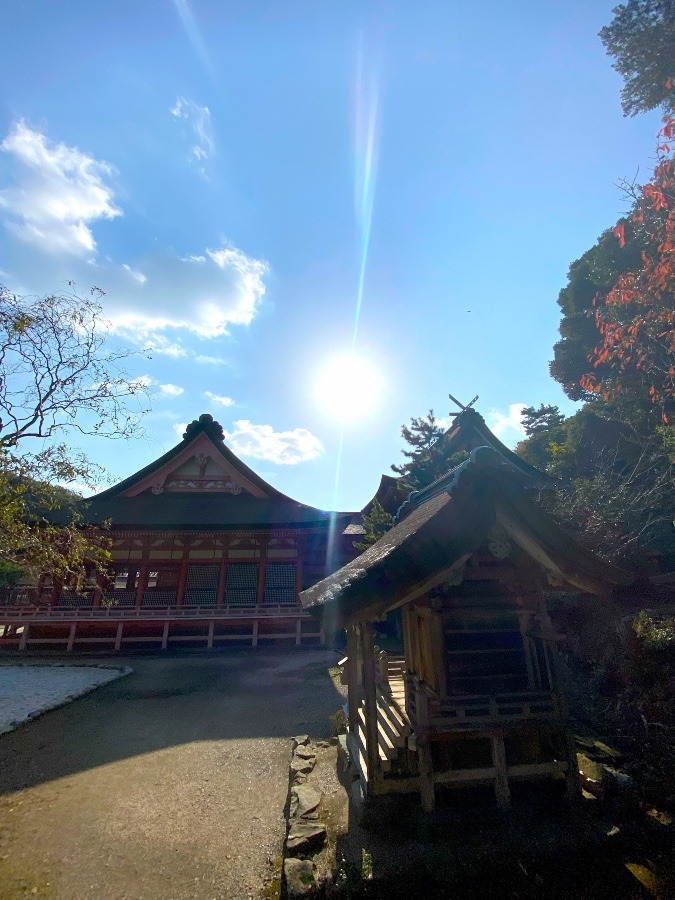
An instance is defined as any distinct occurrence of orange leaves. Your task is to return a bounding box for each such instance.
[615,222,627,248]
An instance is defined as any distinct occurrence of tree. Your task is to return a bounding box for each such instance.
[0,285,149,588]
[391,410,467,490]
[600,0,675,116]
[579,119,675,421]
[0,285,146,447]
[516,403,675,564]
[515,405,567,472]
[353,499,393,551]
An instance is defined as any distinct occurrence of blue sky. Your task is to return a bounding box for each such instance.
[0,1,663,511]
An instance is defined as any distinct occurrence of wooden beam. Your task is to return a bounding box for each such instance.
[491,730,511,808]
[346,625,359,735]
[66,622,77,652]
[161,620,169,650]
[114,622,124,652]
[360,623,380,793]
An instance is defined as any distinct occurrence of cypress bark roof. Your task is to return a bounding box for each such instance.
[78,414,355,530]
[299,447,635,625]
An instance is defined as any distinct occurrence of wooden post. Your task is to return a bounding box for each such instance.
[491,730,511,808]
[294,540,303,606]
[256,538,268,608]
[217,559,227,607]
[416,683,435,812]
[563,730,582,807]
[161,620,169,650]
[50,579,61,609]
[252,619,259,647]
[295,618,302,646]
[360,622,380,792]
[176,540,189,607]
[114,622,124,652]
[19,623,29,651]
[207,620,214,649]
[67,622,77,652]
[346,625,359,736]
[378,650,389,687]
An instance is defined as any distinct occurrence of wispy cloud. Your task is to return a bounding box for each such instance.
[204,391,234,407]
[194,354,228,366]
[0,121,120,255]
[170,0,215,80]
[224,420,323,465]
[487,403,527,441]
[170,96,215,171]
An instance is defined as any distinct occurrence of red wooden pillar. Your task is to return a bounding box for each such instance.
[295,535,304,606]
[50,578,61,608]
[176,538,189,607]
[217,557,227,607]
[256,536,268,608]
[135,535,150,609]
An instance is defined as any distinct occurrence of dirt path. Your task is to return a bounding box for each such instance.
[0,650,342,900]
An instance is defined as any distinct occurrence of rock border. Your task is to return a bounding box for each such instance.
[282,735,332,898]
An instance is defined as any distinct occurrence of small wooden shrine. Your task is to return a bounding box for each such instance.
[300,444,635,811]
[0,414,366,652]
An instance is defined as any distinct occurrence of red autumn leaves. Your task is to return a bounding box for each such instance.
[581,116,675,420]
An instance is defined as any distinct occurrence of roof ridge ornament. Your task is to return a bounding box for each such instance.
[448,392,479,417]
[182,413,225,443]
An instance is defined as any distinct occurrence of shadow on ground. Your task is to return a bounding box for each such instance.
[0,648,344,796]
[326,782,675,899]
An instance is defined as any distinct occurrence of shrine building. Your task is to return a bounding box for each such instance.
[0,413,389,652]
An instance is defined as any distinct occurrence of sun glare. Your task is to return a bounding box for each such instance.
[314,353,384,423]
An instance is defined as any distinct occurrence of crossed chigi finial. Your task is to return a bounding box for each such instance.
[448,392,479,417]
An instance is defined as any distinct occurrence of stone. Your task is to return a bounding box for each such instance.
[577,753,606,799]
[290,784,322,819]
[292,735,310,749]
[286,821,327,856]
[291,771,309,786]
[290,758,314,776]
[294,746,316,761]
[315,740,330,749]
[284,858,316,897]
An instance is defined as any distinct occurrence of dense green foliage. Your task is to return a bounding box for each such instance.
[353,499,394,552]
[391,410,468,491]
[516,402,674,565]
[550,226,645,401]
[600,0,675,116]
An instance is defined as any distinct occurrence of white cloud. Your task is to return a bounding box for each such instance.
[224,420,323,465]
[173,422,188,440]
[144,335,188,358]
[0,121,121,255]
[171,96,215,168]
[99,244,267,339]
[160,383,184,397]
[487,403,527,440]
[194,354,228,365]
[204,391,234,407]
[135,376,184,397]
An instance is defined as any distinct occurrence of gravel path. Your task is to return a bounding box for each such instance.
[0,650,342,900]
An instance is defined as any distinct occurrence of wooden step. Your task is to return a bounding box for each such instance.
[356,710,391,771]
[376,700,409,750]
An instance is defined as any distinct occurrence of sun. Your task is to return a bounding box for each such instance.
[313,353,384,423]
